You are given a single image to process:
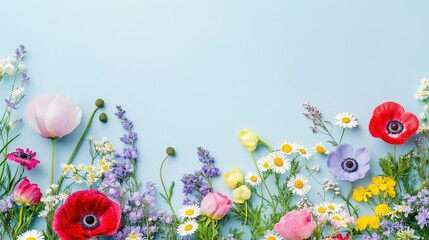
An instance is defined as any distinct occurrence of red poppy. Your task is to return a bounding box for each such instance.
[369,101,419,145]
[53,190,121,240]
[6,148,40,170]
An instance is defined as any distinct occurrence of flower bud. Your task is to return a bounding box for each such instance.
[166,147,176,156]
[232,185,251,203]
[99,113,107,123]
[13,178,42,206]
[95,98,105,108]
[223,168,244,189]
[201,192,232,220]
[238,129,259,152]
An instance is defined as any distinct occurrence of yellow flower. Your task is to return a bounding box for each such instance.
[368,176,387,195]
[238,129,259,152]
[367,215,380,230]
[355,216,369,231]
[223,168,244,188]
[352,186,373,202]
[374,203,391,216]
[383,177,396,198]
[232,185,251,203]
[355,215,380,231]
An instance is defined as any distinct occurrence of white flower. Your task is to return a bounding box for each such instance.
[11,87,24,98]
[421,77,429,86]
[18,229,44,240]
[268,151,291,174]
[178,204,201,219]
[420,112,427,120]
[279,141,297,155]
[125,231,143,240]
[314,142,329,154]
[313,203,328,216]
[296,145,312,159]
[325,202,343,213]
[3,63,15,75]
[177,219,199,236]
[245,172,261,186]
[263,230,283,240]
[257,156,271,172]
[335,112,358,128]
[310,164,320,172]
[287,174,311,196]
[396,227,419,239]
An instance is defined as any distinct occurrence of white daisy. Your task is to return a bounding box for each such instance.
[18,229,44,240]
[325,202,343,213]
[177,219,199,236]
[263,230,283,240]
[296,145,312,159]
[268,151,291,174]
[178,204,201,219]
[245,172,261,186]
[287,174,311,196]
[329,211,350,228]
[313,203,328,216]
[335,112,358,129]
[125,231,143,240]
[279,141,297,155]
[314,142,329,154]
[257,156,271,172]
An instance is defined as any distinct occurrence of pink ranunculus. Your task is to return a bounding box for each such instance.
[200,192,232,220]
[274,208,316,240]
[13,178,42,206]
[25,94,82,139]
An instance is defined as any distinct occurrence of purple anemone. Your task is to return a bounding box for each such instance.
[327,144,370,181]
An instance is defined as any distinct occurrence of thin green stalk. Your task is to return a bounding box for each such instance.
[51,138,55,185]
[251,152,275,210]
[338,128,346,145]
[159,154,176,216]
[258,139,273,152]
[57,106,100,190]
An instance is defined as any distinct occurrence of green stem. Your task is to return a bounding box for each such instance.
[160,154,176,216]
[251,152,275,211]
[57,106,100,190]
[258,139,273,152]
[51,138,55,185]
[338,128,345,145]
[14,205,24,238]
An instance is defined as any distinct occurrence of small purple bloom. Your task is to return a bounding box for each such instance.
[327,144,370,181]
[5,99,18,110]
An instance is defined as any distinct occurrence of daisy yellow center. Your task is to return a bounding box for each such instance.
[103,165,109,171]
[341,117,351,123]
[315,145,326,154]
[250,176,258,182]
[294,180,304,189]
[87,166,93,171]
[273,158,284,167]
[332,215,340,221]
[328,205,335,211]
[281,144,292,153]
[185,209,195,216]
[89,173,96,179]
[268,237,276,240]
[318,207,326,213]
[299,148,307,154]
[185,224,193,231]
[263,162,269,168]
[26,238,36,240]
[129,234,138,239]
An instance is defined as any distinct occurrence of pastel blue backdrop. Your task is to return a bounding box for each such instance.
[2,0,429,237]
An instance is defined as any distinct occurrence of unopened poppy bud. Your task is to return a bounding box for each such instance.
[99,113,107,123]
[166,147,175,156]
[95,99,105,108]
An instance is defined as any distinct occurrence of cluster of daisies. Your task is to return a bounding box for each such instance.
[311,202,355,230]
[61,137,115,186]
[176,204,202,236]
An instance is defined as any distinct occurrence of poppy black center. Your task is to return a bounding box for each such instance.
[81,213,99,229]
[341,158,358,173]
[386,120,404,135]
[19,153,28,159]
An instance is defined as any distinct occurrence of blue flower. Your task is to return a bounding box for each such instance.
[327,144,370,181]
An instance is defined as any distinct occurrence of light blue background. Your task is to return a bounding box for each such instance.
[2,0,429,236]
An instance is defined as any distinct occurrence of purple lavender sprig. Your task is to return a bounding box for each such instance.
[181,147,220,205]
